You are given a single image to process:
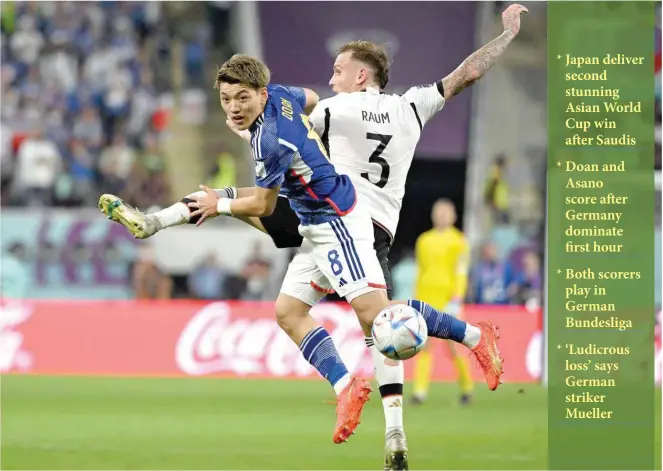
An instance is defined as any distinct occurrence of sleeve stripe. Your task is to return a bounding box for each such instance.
[278,138,298,151]
[409,103,423,131]
[321,108,331,155]
[255,126,263,160]
[436,80,445,97]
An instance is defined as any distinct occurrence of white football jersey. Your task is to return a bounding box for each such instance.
[309,85,445,241]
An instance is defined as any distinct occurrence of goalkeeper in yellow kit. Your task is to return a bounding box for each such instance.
[410,199,473,405]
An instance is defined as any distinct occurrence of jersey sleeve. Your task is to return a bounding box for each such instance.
[402,83,446,127]
[253,116,295,189]
[308,96,334,134]
[272,84,307,110]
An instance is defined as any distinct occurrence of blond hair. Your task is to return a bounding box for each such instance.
[338,40,390,89]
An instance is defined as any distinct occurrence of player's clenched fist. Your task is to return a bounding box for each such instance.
[502,4,528,37]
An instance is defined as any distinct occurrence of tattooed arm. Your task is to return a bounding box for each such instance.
[442,4,528,100]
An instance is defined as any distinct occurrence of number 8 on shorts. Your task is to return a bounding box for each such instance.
[327,249,344,276]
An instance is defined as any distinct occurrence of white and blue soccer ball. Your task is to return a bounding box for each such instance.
[371,304,428,360]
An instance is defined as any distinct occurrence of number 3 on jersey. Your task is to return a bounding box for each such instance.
[361,133,392,188]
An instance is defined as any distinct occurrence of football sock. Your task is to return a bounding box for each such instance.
[365,336,404,430]
[152,187,238,229]
[412,349,433,399]
[151,202,189,229]
[300,326,350,395]
[407,300,481,349]
[454,355,474,394]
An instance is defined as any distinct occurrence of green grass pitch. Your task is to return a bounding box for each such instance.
[0,376,660,470]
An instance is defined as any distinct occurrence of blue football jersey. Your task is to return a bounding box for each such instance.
[249,84,356,225]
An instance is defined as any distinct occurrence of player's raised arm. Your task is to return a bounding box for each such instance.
[441,3,528,100]
[187,183,280,225]
[187,142,286,222]
[190,117,296,223]
[302,88,319,114]
[223,186,280,218]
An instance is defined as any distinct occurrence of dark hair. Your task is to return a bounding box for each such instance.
[214,54,271,90]
[338,40,390,89]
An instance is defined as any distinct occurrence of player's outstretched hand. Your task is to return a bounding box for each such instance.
[188,185,221,226]
[502,4,528,37]
[226,117,251,142]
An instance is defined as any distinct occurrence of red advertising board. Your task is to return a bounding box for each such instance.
[0,300,547,382]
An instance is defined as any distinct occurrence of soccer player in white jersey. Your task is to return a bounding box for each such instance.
[99,5,526,469]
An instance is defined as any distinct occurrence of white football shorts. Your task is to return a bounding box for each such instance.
[280,201,387,305]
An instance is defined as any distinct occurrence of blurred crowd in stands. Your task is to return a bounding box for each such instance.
[392,228,543,310]
[0,1,543,307]
[131,243,276,301]
[4,1,656,309]
[0,2,210,208]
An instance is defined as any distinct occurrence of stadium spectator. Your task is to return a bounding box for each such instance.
[9,14,44,67]
[239,243,273,301]
[131,245,172,300]
[507,249,542,306]
[0,1,209,211]
[55,139,96,206]
[484,154,510,226]
[121,156,170,210]
[12,128,62,206]
[468,241,511,305]
[98,134,136,181]
[72,107,104,149]
[188,253,229,300]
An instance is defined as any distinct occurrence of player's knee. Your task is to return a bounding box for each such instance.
[350,289,389,334]
[274,295,310,335]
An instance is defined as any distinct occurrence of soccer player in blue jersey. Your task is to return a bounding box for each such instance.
[193,54,392,444]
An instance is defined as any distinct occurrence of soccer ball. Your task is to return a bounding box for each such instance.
[371,304,428,360]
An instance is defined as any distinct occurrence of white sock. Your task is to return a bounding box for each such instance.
[383,396,404,429]
[463,324,482,349]
[150,188,237,232]
[152,202,190,229]
[333,373,352,395]
[367,338,405,431]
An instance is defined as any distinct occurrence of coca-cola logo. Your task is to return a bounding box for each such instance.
[0,301,33,372]
[175,302,373,377]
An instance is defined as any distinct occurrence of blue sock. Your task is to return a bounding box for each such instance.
[407,300,468,343]
[299,326,349,388]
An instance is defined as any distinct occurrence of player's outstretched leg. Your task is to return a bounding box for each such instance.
[404,299,504,390]
[98,194,162,239]
[275,294,372,444]
[364,336,408,470]
[99,188,241,239]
